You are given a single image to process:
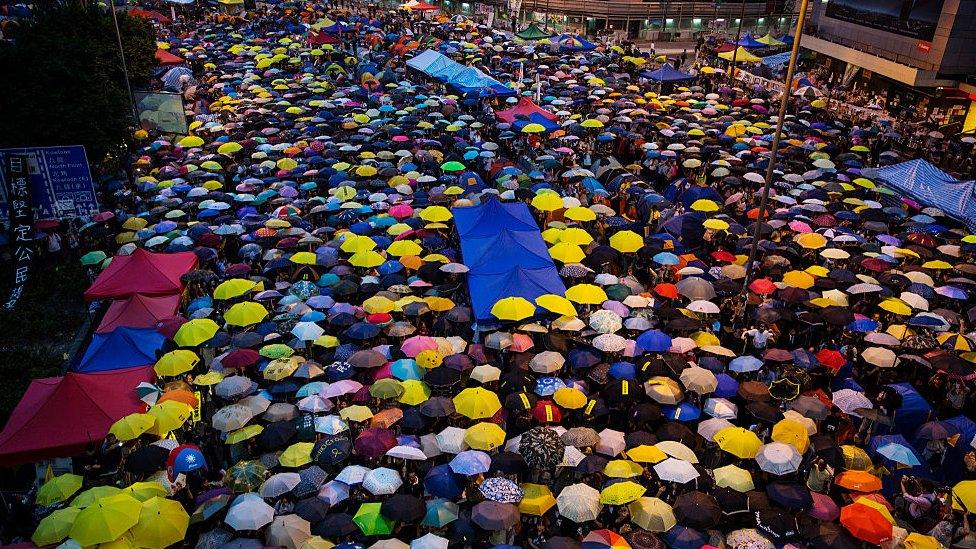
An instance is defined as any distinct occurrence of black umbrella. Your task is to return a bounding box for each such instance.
[259,421,297,449]
[471,501,520,531]
[672,491,722,529]
[491,451,527,475]
[124,445,169,475]
[576,454,609,474]
[313,435,351,466]
[656,423,697,447]
[294,497,330,523]
[765,482,813,510]
[754,509,799,541]
[312,513,358,537]
[380,494,426,522]
[518,427,565,469]
[805,521,860,549]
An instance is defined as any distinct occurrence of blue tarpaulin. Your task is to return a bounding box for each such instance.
[868,159,976,230]
[73,327,165,373]
[641,64,695,82]
[736,34,767,48]
[511,112,560,133]
[453,200,566,323]
[761,51,792,67]
[406,49,515,97]
[554,34,596,52]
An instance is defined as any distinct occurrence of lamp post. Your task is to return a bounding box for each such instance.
[726,0,748,76]
[737,0,812,325]
[108,1,137,118]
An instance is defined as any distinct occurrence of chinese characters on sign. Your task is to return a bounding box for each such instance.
[0,146,98,224]
[3,153,34,311]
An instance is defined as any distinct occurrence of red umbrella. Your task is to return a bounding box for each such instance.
[710,250,736,263]
[748,278,777,295]
[815,349,846,370]
[840,502,893,545]
[654,283,678,299]
[221,348,260,370]
[531,400,562,424]
[354,428,397,458]
[861,258,892,272]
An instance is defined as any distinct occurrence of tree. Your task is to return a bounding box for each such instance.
[0,0,157,171]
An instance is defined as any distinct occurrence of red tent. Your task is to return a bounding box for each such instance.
[308,30,342,45]
[0,366,155,464]
[410,1,439,10]
[155,49,184,65]
[84,249,197,300]
[495,97,558,125]
[96,294,182,333]
[129,7,170,23]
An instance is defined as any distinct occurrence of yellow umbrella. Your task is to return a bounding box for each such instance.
[604,460,644,478]
[922,260,952,270]
[363,296,396,314]
[713,464,754,492]
[629,497,676,532]
[842,445,873,470]
[905,533,942,549]
[580,118,604,128]
[265,357,301,381]
[340,234,377,253]
[146,401,193,435]
[626,445,668,463]
[564,207,596,221]
[194,371,225,386]
[69,493,141,547]
[339,405,374,422]
[154,349,200,377]
[71,486,123,508]
[690,199,720,213]
[453,387,501,419]
[290,251,318,265]
[387,240,423,257]
[553,387,587,409]
[224,301,269,326]
[349,250,385,268]
[690,331,721,347]
[420,206,453,222]
[782,270,815,289]
[519,484,557,516]
[355,165,378,177]
[879,297,912,316]
[37,473,84,506]
[549,242,586,263]
[795,233,828,249]
[714,426,762,459]
[398,380,431,406]
[521,123,547,133]
[609,230,644,253]
[226,425,264,445]
[213,278,257,300]
[124,482,167,502]
[217,142,243,155]
[491,296,536,321]
[531,193,564,212]
[535,294,578,317]
[600,481,646,505]
[771,419,810,453]
[129,496,189,549]
[302,537,336,549]
[279,442,315,467]
[703,218,730,231]
[178,135,204,147]
[464,422,506,450]
[173,318,219,347]
[565,284,608,304]
[109,413,156,442]
[32,506,81,546]
[558,227,593,246]
[425,296,455,312]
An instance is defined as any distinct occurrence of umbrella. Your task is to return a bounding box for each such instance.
[557,483,602,522]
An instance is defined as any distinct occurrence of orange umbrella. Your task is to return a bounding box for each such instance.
[840,502,893,545]
[157,389,199,409]
[835,470,882,492]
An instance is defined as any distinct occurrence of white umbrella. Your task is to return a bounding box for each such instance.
[697,417,733,441]
[653,458,700,483]
[704,397,738,419]
[225,493,274,531]
[592,333,627,352]
[411,533,449,549]
[386,445,428,460]
[265,514,311,549]
[680,366,718,394]
[212,404,256,432]
[291,321,325,341]
[297,395,332,413]
[861,346,897,368]
[314,415,349,435]
[655,441,698,463]
[260,472,301,498]
[334,465,370,485]
[556,483,602,522]
[362,467,402,495]
[755,442,802,475]
[435,426,469,454]
[369,540,409,549]
[831,389,873,415]
[687,300,720,314]
[595,428,626,457]
[529,351,565,373]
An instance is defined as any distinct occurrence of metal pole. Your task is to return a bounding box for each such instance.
[727,0,747,76]
[736,0,811,326]
[109,2,137,118]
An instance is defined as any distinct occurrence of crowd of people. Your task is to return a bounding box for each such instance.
[10,2,976,549]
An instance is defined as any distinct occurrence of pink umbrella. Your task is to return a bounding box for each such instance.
[401,335,440,357]
[509,334,534,352]
[322,380,363,398]
[788,220,812,233]
[808,491,840,521]
[389,204,414,220]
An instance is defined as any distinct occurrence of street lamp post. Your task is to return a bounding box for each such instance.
[737,0,812,325]
[727,0,748,75]
[108,1,137,118]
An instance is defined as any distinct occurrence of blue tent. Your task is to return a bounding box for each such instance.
[510,112,560,133]
[73,327,165,373]
[554,34,596,52]
[761,51,791,68]
[453,199,566,323]
[736,34,767,48]
[641,64,695,82]
[406,49,515,98]
[886,383,933,436]
[867,159,976,229]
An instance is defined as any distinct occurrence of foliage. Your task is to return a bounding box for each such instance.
[0,0,157,171]
[0,260,90,424]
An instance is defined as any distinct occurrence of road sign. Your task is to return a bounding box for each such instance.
[0,146,99,223]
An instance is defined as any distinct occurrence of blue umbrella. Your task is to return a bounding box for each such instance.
[715,374,738,398]
[423,498,460,527]
[608,362,636,380]
[876,442,921,466]
[652,252,679,265]
[535,377,566,396]
[449,450,491,476]
[662,403,701,422]
[847,318,879,332]
[424,464,464,498]
[729,356,763,373]
[636,330,672,353]
[664,526,707,549]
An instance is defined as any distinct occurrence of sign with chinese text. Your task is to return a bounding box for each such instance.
[0,146,98,224]
[3,153,35,310]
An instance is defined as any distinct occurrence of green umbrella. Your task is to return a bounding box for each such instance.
[80,251,107,266]
[440,161,465,172]
[354,502,394,536]
[369,378,405,399]
[259,344,295,359]
[223,460,268,493]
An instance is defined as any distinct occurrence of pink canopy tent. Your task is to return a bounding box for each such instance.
[0,366,155,464]
[495,97,558,125]
[96,293,182,333]
[84,249,197,300]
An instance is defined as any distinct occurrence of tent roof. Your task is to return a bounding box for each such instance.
[84,248,197,300]
[870,159,976,230]
[516,23,552,40]
[74,327,166,373]
[495,97,558,124]
[154,49,184,65]
[642,64,695,82]
[736,34,766,48]
[718,47,762,63]
[96,293,181,333]
[756,33,786,46]
[0,366,154,464]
